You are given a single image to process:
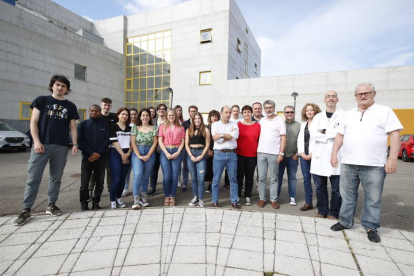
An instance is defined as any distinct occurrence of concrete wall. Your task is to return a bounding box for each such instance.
[94,15,127,54]
[0,1,124,132]
[17,0,96,34]
[227,0,261,80]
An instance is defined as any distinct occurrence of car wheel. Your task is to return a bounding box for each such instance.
[402,150,410,162]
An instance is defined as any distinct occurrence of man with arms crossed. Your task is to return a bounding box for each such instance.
[14,75,79,226]
[310,90,344,219]
[211,106,240,209]
[330,83,402,243]
[257,100,286,209]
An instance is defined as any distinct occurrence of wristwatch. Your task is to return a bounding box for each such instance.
[221,134,224,138]
[72,143,78,147]
[279,153,284,156]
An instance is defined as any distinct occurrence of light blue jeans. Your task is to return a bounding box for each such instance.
[131,146,156,196]
[339,164,386,231]
[160,148,182,197]
[23,144,69,209]
[257,152,279,202]
[212,150,238,204]
[187,149,207,199]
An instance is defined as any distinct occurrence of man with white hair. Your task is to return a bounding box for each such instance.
[330,83,403,243]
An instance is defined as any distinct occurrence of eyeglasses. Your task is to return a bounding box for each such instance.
[285,111,294,114]
[355,91,373,98]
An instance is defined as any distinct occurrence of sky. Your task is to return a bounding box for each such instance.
[53,0,414,77]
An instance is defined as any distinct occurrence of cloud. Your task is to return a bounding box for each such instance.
[375,52,414,68]
[117,0,191,15]
[256,0,414,76]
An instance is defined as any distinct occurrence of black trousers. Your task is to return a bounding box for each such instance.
[80,157,106,203]
[237,154,257,198]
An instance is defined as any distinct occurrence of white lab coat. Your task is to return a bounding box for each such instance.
[297,120,315,156]
[310,109,344,176]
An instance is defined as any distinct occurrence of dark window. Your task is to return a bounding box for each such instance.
[74,64,86,80]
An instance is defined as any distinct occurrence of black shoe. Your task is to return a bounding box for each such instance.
[181,184,187,192]
[14,210,31,226]
[231,203,240,209]
[92,202,102,210]
[330,222,347,231]
[212,202,219,207]
[80,203,89,211]
[367,230,381,243]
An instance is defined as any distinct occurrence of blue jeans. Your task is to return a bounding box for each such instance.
[160,148,182,197]
[339,164,386,231]
[131,146,156,196]
[299,157,313,204]
[312,174,341,218]
[212,150,238,204]
[124,166,131,191]
[187,149,207,199]
[178,150,189,185]
[149,152,160,194]
[23,144,69,209]
[108,148,130,201]
[277,156,298,198]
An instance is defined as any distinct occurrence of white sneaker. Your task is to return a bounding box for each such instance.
[198,200,204,207]
[189,196,199,207]
[116,198,126,208]
[110,201,117,209]
[290,197,297,206]
[139,195,150,207]
[245,197,251,206]
[132,196,140,209]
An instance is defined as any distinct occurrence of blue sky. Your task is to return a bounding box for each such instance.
[53,0,414,77]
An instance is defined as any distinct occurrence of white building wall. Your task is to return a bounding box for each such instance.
[93,16,127,54]
[0,1,124,131]
[227,0,261,80]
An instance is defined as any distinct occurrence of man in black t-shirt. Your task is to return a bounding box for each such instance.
[14,75,79,226]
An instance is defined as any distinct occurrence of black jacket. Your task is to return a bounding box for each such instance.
[78,117,109,160]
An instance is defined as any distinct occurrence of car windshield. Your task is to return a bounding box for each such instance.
[0,123,14,131]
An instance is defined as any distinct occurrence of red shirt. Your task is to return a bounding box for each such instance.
[236,122,261,157]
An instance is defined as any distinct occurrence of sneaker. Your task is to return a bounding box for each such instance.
[198,200,204,207]
[80,202,89,211]
[116,198,126,208]
[205,184,211,193]
[139,195,150,207]
[92,202,102,210]
[178,182,182,188]
[111,201,117,209]
[290,197,297,206]
[132,196,140,210]
[46,204,62,216]
[189,196,199,207]
[14,210,31,226]
[181,183,187,192]
[121,189,129,198]
[237,197,241,206]
[245,197,251,206]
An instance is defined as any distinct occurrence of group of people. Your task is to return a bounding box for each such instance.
[13,75,403,243]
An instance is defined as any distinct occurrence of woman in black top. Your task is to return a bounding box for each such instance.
[185,112,210,207]
[108,107,132,209]
[205,110,220,193]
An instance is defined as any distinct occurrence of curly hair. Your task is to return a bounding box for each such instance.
[301,103,322,122]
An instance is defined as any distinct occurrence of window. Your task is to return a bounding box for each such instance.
[125,30,172,109]
[20,102,31,120]
[74,64,86,80]
[200,29,212,43]
[236,39,242,53]
[199,71,212,85]
[246,28,249,34]
[78,109,86,122]
[255,63,258,74]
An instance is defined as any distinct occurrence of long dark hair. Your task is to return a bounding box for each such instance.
[188,112,207,138]
[116,107,131,125]
[137,108,153,126]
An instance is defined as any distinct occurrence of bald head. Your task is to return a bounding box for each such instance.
[324,90,339,111]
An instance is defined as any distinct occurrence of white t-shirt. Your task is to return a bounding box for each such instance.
[257,115,286,155]
[339,103,403,166]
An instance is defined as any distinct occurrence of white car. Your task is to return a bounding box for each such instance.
[0,122,31,151]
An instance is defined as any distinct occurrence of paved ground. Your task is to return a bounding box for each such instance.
[1,208,414,276]
[1,150,413,231]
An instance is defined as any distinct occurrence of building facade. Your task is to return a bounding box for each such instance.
[0,0,413,134]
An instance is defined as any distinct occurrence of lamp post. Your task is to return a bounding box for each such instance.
[167,88,173,108]
[291,92,299,111]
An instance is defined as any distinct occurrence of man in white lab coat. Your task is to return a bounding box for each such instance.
[310,90,344,219]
